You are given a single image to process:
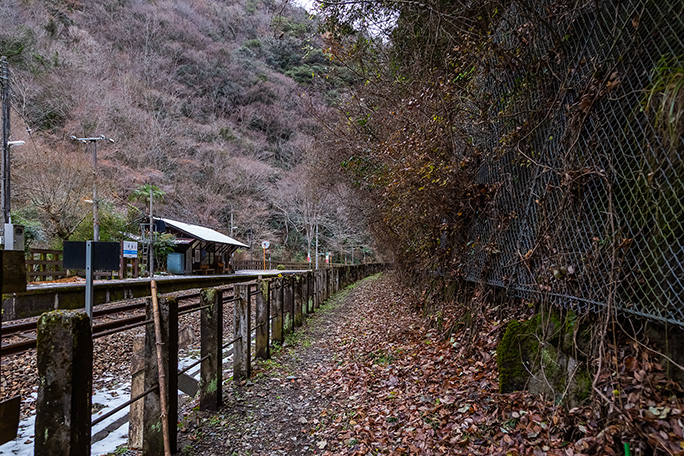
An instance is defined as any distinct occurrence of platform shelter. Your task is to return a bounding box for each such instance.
[155,217,248,275]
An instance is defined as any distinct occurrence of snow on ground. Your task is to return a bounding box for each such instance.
[0,352,205,456]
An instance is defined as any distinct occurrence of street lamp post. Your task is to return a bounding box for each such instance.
[71,135,114,242]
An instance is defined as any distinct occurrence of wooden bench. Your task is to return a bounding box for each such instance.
[199,265,215,275]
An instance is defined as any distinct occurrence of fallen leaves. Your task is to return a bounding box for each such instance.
[307,274,684,455]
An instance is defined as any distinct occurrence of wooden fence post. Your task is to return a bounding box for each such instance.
[294,275,303,327]
[255,280,269,359]
[128,335,145,449]
[271,278,283,343]
[233,284,251,380]
[35,311,92,456]
[283,277,293,335]
[200,288,222,410]
[143,296,178,455]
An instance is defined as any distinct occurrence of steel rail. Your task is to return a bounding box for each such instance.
[1,296,205,355]
[1,279,263,356]
[1,291,198,338]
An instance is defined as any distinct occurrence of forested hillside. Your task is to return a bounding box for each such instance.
[0,0,370,262]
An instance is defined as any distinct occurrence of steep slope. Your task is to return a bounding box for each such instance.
[1,0,361,260]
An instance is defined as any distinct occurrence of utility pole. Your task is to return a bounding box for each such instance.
[71,135,114,242]
[1,57,25,247]
[1,56,11,226]
[230,206,234,237]
[315,222,319,270]
[149,185,154,278]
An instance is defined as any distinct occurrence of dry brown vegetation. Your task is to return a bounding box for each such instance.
[1,0,371,260]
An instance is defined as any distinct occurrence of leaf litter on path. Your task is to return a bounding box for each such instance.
[174,273,684,455]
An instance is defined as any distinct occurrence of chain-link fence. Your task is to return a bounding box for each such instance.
[462,0,684,327]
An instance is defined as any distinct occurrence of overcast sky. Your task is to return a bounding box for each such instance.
[292,0,317,13]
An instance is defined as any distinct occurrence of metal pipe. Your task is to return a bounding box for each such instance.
[177,354,210,377]
[91,384,159,427]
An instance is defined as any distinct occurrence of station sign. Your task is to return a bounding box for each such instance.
[123,241,138,258]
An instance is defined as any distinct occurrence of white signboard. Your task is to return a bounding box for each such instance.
[123,241,138,258]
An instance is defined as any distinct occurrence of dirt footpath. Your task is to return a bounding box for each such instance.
[176,273,406,456]
[173,269,684,456]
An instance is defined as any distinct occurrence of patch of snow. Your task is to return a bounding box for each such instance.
[0,350,210,456]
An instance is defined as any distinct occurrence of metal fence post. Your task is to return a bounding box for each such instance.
[255,279,269,359]
[233,284,250,380]
[35,311,92,456]
[143,296,178,455]
[200,288,222,410]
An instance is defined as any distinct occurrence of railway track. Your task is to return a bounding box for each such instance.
[0,284,249,357]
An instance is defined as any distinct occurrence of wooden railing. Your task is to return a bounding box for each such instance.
[25,249,66,281]
[25,248,139,282]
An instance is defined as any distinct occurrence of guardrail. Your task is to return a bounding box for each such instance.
[30,263,385,455]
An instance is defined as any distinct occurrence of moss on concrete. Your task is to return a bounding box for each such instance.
[497,309,592,406]
[497,319,539,393]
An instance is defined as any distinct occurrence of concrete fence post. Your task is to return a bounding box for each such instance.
[271,278,283,343]
[294,275,303,327]
[283,277,293,334]
[233,284,251,380]
[307,272,314,313]
[143,296,178,455]
[313,271,319,309]
[323,269,329,302]
[327,269,333,297]
[200,288,222,411]
[328,268,333,298]
[35,311,92,456]
[255,280,269,359]
[300,274,308,317]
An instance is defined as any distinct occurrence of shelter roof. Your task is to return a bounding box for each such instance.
[156,217,248,248]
